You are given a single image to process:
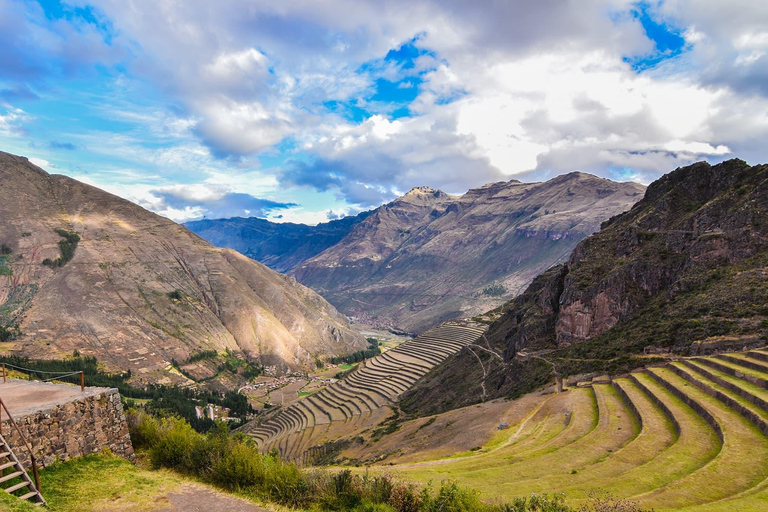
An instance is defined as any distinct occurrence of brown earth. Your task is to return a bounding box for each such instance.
[0,151,366,384]
[342,392,548,465]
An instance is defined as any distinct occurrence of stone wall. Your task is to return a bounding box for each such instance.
[1,388,134,468]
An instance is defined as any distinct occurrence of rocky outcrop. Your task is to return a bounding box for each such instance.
[293,175,645,332]
[0,151,366,383]
[402,159,768,416]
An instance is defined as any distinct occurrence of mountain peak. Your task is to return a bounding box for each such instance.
[396,186,455,206]
[404,186,442,197]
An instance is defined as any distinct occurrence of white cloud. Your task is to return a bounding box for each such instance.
[0,107,31,136]
[7,0,768,217]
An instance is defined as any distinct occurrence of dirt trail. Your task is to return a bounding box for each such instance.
[154,484,272,512]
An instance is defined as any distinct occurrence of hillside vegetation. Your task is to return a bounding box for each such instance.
[403,159,768,414]
[384,350,768,511]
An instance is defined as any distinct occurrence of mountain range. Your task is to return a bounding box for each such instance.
[191,175,646,333]
[185,211,371,274]
[0,151,365,385]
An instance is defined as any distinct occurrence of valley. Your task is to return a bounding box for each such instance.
[192,175,645,334]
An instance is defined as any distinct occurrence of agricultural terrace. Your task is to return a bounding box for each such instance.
[379,349,768,511]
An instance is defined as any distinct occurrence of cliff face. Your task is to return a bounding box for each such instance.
[293,175,645,333]
[0,152,366,384]
[402,159,768,415]
[185,211,371,274]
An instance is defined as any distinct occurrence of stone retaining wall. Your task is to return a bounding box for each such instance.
[1,388,134,468]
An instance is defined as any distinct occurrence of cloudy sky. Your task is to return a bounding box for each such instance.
[1,0,767,224]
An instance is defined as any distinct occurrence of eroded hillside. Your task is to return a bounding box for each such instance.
[0,152,366,385]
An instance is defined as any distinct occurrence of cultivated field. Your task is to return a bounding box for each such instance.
[242,321,487,460]
[375,349,768,511]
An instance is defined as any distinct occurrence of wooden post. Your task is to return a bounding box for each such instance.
[2,362,5,383]
[31,453,41,494]
[80,371,85,392]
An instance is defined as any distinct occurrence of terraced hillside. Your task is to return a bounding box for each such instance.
[384,348,768,510]
[244,322,487,457]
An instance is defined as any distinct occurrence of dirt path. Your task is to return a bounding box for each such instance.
[155,484,272,512]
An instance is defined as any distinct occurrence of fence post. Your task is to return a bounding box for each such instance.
[2,362,5,383]
[80,371,85,392]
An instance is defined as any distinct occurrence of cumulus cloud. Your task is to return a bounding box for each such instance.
[140,184,296,222]
[4,0,768,216]
[0,106,31,136]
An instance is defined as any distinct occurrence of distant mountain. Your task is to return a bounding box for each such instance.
[185,211,372,274]
[402,159,768,416]
[293,175,646,332]
[0,151,366,385]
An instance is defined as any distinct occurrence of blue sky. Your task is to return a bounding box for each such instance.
[1,0,767,223]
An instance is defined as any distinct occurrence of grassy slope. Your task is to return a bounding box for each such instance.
[0,454,185,511]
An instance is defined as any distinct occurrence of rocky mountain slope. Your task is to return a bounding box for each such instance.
[402,159,768,416]
[293,176,645,332]
[0,151,366,385]
[185,212,371,274]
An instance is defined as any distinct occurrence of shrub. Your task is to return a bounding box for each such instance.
[43,229,80,267]
[125,410,161,450]
[388,482,423,512]
[167,289,183,301]
[263,457,310,507]
[149,418,197,470]
[211,441,264,490]
[422,481,484,512]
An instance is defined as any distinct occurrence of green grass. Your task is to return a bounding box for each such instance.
[0,453,187,511]
[638,367,768,509]
[369,368,768,510]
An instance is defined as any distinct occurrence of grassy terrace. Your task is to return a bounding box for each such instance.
[248,322,486,454]
[356,350,768,511]
[245,338,768,510]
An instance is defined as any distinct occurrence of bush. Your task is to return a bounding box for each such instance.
[211,441,264,490]
[263,457,310,507]
[127,410,162,450]
[389,483,422,512]
[149,418,197,469]
[128,412,621,512]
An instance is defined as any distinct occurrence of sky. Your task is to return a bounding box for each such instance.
[1,0,767,224]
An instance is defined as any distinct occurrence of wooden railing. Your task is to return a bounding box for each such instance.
[0,396,41,495]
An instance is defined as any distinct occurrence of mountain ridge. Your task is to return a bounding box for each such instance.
[293,171,646,332]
